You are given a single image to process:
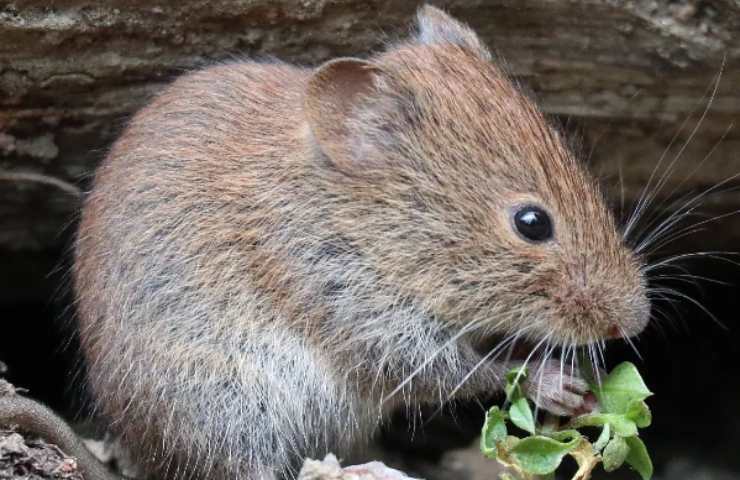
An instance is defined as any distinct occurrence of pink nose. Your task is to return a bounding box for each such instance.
[607,325,620,338]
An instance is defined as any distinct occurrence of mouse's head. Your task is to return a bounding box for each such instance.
[304,6,650,351]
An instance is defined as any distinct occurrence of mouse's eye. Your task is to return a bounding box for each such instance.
[513,205,553,243]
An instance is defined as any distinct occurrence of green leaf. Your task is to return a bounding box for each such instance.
[500,435,521,451]
[602,436,629,472]
[625,436,653,480]
[505,367,528,402]
[626,400,652,428]
[593,423,611,452]
[569,413,637,437]
[506,366,528,386]
[481,406,508,458]
[509,397,536,434]
[509,435,580,475]
[591,362,652,415]
[606,415,638,437]
[549,429,581,444]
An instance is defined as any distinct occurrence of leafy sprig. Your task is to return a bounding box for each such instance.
[480,362,653,480]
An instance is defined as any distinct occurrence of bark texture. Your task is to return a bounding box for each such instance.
[1,0,739,277]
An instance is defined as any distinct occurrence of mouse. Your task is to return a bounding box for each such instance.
[67,5,651,479]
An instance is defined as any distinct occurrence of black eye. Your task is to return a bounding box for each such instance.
[513,205,553,243]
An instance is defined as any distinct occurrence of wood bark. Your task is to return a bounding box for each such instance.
[1,0,739,272]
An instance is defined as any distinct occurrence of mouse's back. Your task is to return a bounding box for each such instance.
[73,60,362,478]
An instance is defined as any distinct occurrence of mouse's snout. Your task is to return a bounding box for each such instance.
[547,255,651,345]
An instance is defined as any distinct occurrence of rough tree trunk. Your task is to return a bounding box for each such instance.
[2,1,739,264]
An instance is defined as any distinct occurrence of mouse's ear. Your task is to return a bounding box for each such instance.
[305,57,389,174]
[415,5,491,60]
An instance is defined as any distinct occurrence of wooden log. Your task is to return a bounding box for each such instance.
[1,0,738,257]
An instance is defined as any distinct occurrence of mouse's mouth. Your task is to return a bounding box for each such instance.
[472,333,541,363]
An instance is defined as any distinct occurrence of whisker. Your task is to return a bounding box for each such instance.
[637,180,740,255]
[624,59,725,241]
[648,315,669,340]
[647,289,685,330]
[644,251,740,274]
[650,121,735,214]
[510,332,554,392]
[631,188,706,253]
[533,340,555,421]
[502,326,529,368]
[589,344,602,387]
[643,63,724,202]
[647,205,740,255]
[559,342,567,392]
[380,316,483,404]
[651,301,688,335]
[651,272,730,287]
[570,343,577,379]
[440,329,527,404]
[635,178,740,255]
[651,286,725,329]
[422,326,537,425]
[624,113,696,239]
[618,324,643,361]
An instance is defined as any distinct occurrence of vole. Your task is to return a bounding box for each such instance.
[69,6,650,480]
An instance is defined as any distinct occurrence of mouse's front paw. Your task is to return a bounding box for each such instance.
[521,361,596,417]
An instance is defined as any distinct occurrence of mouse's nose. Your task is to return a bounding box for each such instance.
[548,261,650,344]
[607,325,620,338]
[602,279,650,341]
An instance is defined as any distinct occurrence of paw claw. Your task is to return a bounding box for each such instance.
[521,359,594,417]
[564,377,589,394]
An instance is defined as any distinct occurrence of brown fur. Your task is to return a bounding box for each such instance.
[73,6,649,480]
